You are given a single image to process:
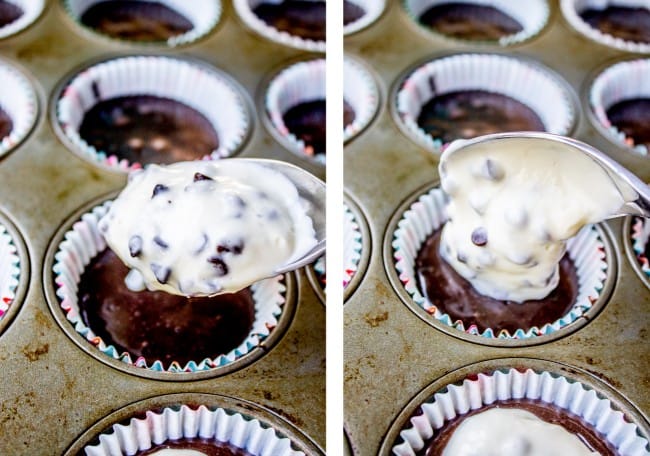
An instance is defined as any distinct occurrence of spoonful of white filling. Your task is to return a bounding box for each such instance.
[439,132,647,302]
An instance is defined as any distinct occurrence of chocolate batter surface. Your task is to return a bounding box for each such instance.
[0,106,12,140]
[581,6,650,44]
[253,1,325,41]
[0,0,22,27]
[282,99,326,156]
[344,0,365,25]
[77,248,255,367]
[415,230,578,334]
[137,438,254,456]
[606,98,650,150]
[419,2,523,41]
[344,99,356,129]
[416,90,545,143]
[418,399,616,456]
[79,95,219,165]
[80,0,193,42]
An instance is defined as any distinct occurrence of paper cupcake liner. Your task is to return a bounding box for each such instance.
[630,216,650,278]
[56,55,250,172]
[63,0,222,47]
[344,0,386,35]
[234,0,325,52]
[265,58,325,164]
[561,0,650,53]
[403,0,550,46]
[52,200,286,373]
[83,403,305,456]
[344,56,380,143]
[391,187,609,339]
[395,53,576,154]
[0,0,45,39]
[0,59,38,158]
[392,367,650,455]
[589,58,650,156]
[0,221,21,323]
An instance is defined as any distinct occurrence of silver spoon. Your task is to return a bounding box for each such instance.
[442,132,650,219]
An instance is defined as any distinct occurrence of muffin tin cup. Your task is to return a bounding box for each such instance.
[62,0,222,47]
[392,53,578,155]
[624,216,650,290]
[65,393,324,455]
[344,56,381,144]
[233,0,326,53]
[588,58,650,156]
[402,0,550,46]
[264,58,326,165]
[383,182,617,346]
[53,55,252,173]
[44,192,297,381]
[381,358,650,456]
[561,0,650,53]
[0,211,29,338]
[344,0,387,36]
[0,0,46,39]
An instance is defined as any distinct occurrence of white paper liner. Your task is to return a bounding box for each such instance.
[344,0,386,35]
[391,187,609,339]
[234,0,325,52]
[83,403,305,456]
[63,0,222,47]
[395,54,576,154]
[344,56,379,143]
[631,216,650,278]
[0,0,45,39]
[392,367,650,456]
[0,59,37,158]
[265,58,325,164]
[589,58,650,155]
[56,55,250,172]
[0,222,20,323]
[561,0,650,53]
[403,0,550,46]
[52,200,286,373]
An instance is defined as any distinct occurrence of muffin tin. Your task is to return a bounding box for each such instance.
[344,0,650,454]
[0,1,324,454]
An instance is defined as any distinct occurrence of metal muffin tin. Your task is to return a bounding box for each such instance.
[0,1,324,454]
[344,0,650,454]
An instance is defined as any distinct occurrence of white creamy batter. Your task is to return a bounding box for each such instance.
[439,137,631,302]
[99,160,317,296]
[443,408,599,456]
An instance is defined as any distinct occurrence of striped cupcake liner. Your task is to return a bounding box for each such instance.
[344,56,380,143]
[0,58,38,158]
[0,221,21,325]
[630,216,650,282]
[0,0,45,39]
[344,0,386,35]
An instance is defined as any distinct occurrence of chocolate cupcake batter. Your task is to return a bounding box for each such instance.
[282,99,326,156]
[344,99,356,129]
[606,98,650,150]
[0,106,12,140]
[419,399,616,456]
[415,230,578,334]
[137,438,253,456]
[416,90,545,143]
[77,248,255,367]
[78,95,219,165]
[344,0,365,25]
[253,0,326,41]
[580,6,650,44]
[80,0,193,42]
[419,2,523,41]
[0,0,22,28]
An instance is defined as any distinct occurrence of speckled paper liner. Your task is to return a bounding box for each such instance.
[0,59,38,158]
[390,366,650,456]
[233,0,325,52]
[390,186,610,340]
[0,221,21,326]
[344,56,380,143]
[589,58,650,156]
[403,0,550,46]
[63,0,222,47]
[0,0,45,39]
[265,58,325,164]
[82,403,306,456]
[344,0,386,35]
[52,200,286,374]
[55,55,250,172]
[561,0,650,53]
[630,216,650,279]
[394,54,577,154]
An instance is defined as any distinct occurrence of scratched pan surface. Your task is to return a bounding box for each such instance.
[344,0,650,454]
[0,1,325,454]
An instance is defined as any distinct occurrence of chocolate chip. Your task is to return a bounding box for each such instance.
[208,256,229,276]
[91,80,101,99]
[128,235,142,257]
[193,172,213,182]
[230,195,247,209]
[153,236,169,249]
[151,263,171,284]
[216,239,244,255]
[471,227,488,246]
[152,184,169,198]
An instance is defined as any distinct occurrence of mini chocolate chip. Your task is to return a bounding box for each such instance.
[208,256,229,276]
[267,209,280,220]
[153,236,169,249]
[483,159,504,180]
[193,172,213,182]
[128,235,142,257]
[230,195,247,209]
[217,239,244,255]
[456,251,467,263]
[91,80,100,99]
[471,227,488,246]
[258,191,269,199]
[428,75,437,93]
[151,264,171,284]
[544,272,556,286]
[152,184,169,198]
